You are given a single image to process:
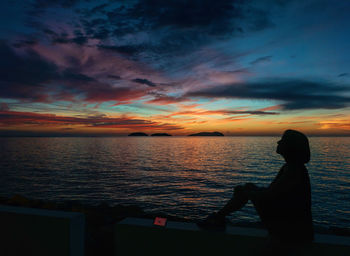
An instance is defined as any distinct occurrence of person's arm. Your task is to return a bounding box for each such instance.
[216,198,239,217]
[247,165,299,202]
[244,183,266,201]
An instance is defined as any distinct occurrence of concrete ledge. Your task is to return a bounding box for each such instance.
[0,205,85,256]
[115,218,350,256]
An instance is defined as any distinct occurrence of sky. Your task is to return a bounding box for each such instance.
[0,0,350,136]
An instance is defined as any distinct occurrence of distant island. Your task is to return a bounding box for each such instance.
[188,131,224,136]
[151,133,172,136]
[128,132,148,136]
[127,132,224,136]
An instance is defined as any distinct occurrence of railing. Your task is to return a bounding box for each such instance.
[115,217,350,256]
[0,205,85,256]
[1,206,350,256]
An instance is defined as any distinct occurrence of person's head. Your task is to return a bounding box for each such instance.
[276,130,310,164]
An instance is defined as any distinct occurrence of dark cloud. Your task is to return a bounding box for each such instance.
[0,102,9,111]
[98,44,142,56]
[41,28,89,45]
[107,75,121,80]
[21,0,284,62]
[88,3,108,15]
[43,28,57,35]
[108,0,273,36]
[0,41,148,103]
[228,68,251,74]
[60,68,95,82]
[71,36,88,45]
[54,0,277,55]
[0,41,59,102]
[92,28,110,40]
[0,110,184,130]
[170,109,278,117]
[123,0,239,32]
[132,78,157,87]
[0,41,59,85]
[31,0,82,9]
[112,0,271,49]
[53,34,89,45]
[82,84,147,103]
[187,79,350,110]
[223,110,278,115]
[12,39,37,48]
[137,1,271,29]
[0,41,97,102]
[146,95,190,105]
[250,55,272,65]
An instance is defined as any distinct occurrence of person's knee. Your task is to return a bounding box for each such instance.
[233,185,248,200]
[234,185,245,193]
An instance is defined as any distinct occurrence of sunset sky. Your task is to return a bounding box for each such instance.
[1,0,350,136]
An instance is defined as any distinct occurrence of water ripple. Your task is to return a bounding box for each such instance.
[0,136,349,229]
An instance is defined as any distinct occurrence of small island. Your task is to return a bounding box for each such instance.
[128,132,148,136]
[188,131,224,136]
[151,133,172,136]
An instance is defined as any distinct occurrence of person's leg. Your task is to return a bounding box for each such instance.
[216,185,249,217]
[198,185,249,229]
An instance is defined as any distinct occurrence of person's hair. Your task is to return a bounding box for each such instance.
[282,130,310,164]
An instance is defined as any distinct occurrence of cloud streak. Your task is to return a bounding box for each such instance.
[0,110,184,130]
[187,79,350,110]
[250,55,272,65]
[0,41,157,104]
[132,78,157,87]
[30,0,275,58]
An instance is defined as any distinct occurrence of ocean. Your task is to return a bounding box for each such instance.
[0,136,349,229]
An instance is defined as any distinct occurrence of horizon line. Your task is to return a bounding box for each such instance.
[1,134,350,138]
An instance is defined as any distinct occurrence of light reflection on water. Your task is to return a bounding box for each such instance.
[0,136,349,228]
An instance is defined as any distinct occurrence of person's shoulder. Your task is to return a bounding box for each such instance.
[279,164,288,173]
[283,164,304,179]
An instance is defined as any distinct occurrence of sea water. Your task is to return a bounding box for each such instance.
[0,136,349,229]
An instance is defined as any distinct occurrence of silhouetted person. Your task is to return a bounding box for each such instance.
[199,130,314,255]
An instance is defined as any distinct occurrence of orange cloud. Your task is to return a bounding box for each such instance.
[0,110,184,131]
[319,120,350,130]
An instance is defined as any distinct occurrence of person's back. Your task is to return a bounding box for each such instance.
[255,163,313,243]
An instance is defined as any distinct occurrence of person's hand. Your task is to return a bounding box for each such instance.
[233,184,248,198]
[205,212,224,224]
[245,183,258,191]
[244,183,258,199]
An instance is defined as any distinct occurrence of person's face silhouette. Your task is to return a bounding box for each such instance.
[276,135,286,156]
[276,130,310,164]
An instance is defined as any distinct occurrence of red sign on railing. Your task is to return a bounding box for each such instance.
[153,217,167,227]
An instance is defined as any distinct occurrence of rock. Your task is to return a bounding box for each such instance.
[151,133,172,136]
[188,131,224,136]
[128,132,148,136]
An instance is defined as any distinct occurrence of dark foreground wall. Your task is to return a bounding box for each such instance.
[115,218,350,256]
[0,205,85,256]
[1,206,350,256]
